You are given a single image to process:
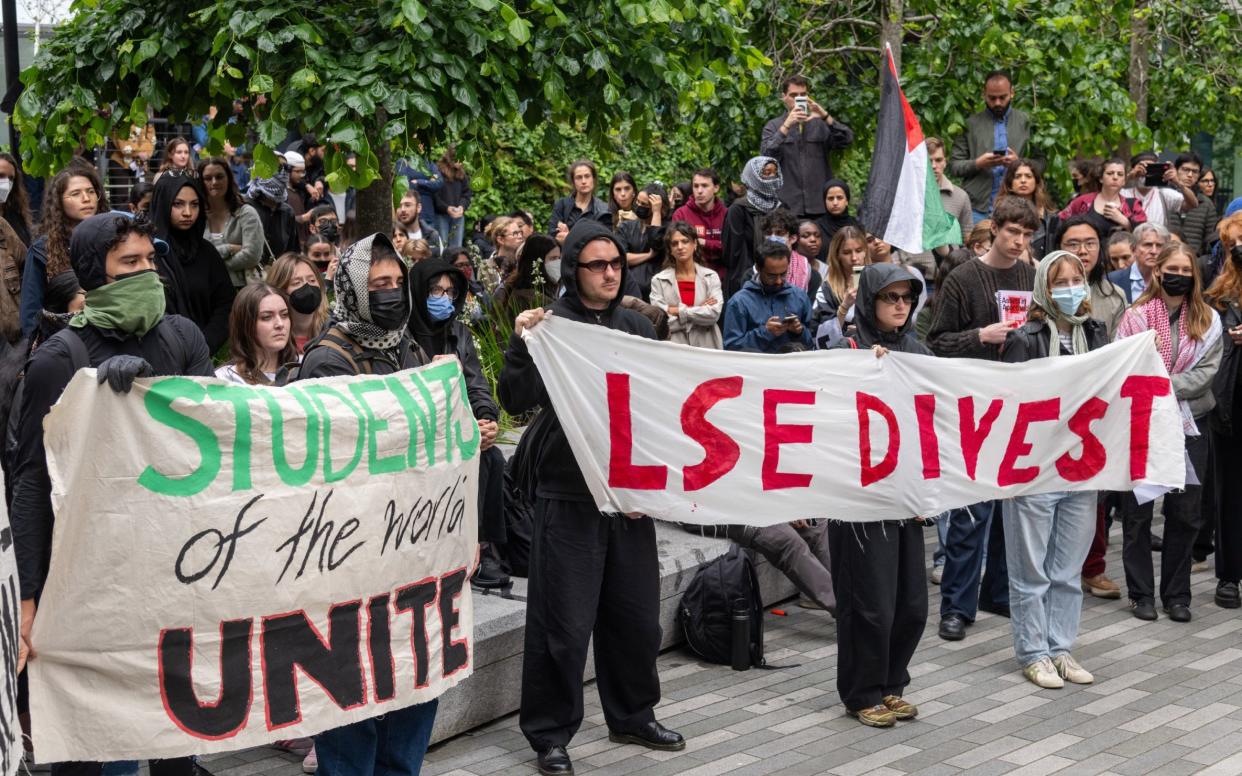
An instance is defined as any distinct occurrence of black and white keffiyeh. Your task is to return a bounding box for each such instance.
[741,156,783,213]
[332,233,409,355]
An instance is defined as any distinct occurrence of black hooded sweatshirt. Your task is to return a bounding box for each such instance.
[831,263,932,356]
[499,219,657,502]
[408,258,497,422]
[150,175,236,352]
[11,213,213,599]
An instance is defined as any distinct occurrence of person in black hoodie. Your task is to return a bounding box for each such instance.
[12,213,211,776]
[827,263,930,728]
[500,219,683,775]
[150,174,236,352]
[409,257,510,588]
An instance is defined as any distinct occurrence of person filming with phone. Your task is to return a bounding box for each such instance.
[949,70,1041,223]
[723,239,813,352]
[1122,150,1198,232]
[760,75,855,220]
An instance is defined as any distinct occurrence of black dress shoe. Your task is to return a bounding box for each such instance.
[938,613,967,641]
[471,553,511,589]
[1130,599,1158,621]
[608,721,686,751]
[1151,533,1164,552]
[1215,581,1241,609]
[1164,603,1192,622]
[536,746,573,775]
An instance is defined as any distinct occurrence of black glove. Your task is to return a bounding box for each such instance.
[96,355,154,394]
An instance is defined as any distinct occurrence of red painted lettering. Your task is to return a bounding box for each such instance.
[1056,397,1109,481]
[914,394,940,480]
[997,399,1060,486]
[606,372,668,489]
[1121,375,1172,480]
[958,397,1004,481]
[762,389,815,490]
[681,376,744,491]
[857,392,900,487]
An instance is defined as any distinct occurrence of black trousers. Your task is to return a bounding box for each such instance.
[1214,428,1242,583]
[1121,428,1209,605]
[52,761,193,776]
[477,445,506,545]
[828,520,928,711]
[519,498,661,752]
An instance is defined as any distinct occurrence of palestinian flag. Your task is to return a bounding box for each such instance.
[859,45,961,254]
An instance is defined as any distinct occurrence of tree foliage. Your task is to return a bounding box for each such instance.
[13,0,768,231]
[751,0,1242,199]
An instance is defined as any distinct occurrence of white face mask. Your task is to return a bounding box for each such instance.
[0,178,13,204]
[544,258,562,282]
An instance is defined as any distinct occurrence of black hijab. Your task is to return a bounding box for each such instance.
[814,178,862,244]
[150,175,209,266]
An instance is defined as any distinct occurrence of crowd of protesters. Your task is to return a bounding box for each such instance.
[5,66,1242,776]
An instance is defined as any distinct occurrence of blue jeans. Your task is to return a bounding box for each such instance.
[314,700,439,776]
[436,215,464,249]
[1002,491,1096,666]
[933,518,948,568]
[939,501,1009,620]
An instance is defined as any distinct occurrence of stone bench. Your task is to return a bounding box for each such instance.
[429,521,799,743]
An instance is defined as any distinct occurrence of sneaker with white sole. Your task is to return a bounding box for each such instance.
[931,565,943,585]
[1022,656,1064,689]
[1052,653,1093,684]
[302,747,317,774]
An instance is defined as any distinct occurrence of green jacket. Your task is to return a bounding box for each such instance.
[949,107,1040,212]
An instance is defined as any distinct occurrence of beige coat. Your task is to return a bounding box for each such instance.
[649,264,724,349]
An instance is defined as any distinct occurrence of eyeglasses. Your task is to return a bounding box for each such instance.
[876,291,916,306]
[430,286,458,300]
[1063,240,1099,251]
[580,258,624,274]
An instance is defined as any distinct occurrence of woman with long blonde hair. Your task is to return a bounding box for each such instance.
[264,252,330,356]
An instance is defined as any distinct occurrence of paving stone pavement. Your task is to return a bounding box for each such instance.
[201,517,1242,776]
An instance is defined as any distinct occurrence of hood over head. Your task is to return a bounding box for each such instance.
[517,233,559,290]
[332,232,409,353]
[741,156,783,213]
[408,257,466,356]
[70,212,151,291]
[822,178,851,202]
[556,219,629,315]
[853,263,924,349]
[149,175,208,266]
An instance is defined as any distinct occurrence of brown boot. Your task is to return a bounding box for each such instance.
[1082,573,1121,599]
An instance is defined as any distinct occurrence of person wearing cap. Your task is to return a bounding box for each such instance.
[12,213,212,776]
[283,150,320,247]
[500,219,684,775]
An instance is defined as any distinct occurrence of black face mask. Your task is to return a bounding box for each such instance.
[289,284,322,315]
[318,222,340,245]
[634,205,653,220]
[368,287,408,330]
[1231,244,1242,268]
[1161,273,1193,298]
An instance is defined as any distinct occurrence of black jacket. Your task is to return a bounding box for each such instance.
[299,326,429,377]
[547,195,611,235]
[250,196,300,261]
[720,198,765,298]
[11,315,212,599]
[1001,317,1108,363]
[432,176,473,215]
[151,176,236,352]
[499,219,656,501]
[1210,297,1242,436]
[407,258,497,421]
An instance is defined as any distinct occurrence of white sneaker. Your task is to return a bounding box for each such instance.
[931,565,943,585]
[1052,653,1094,684]
[1022,657,1064,689]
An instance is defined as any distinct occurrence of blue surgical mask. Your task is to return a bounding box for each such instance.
[427,295,455,321]
[1051,284,1087,316]
[766,235,788,246]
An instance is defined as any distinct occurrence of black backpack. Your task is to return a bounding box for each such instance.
[677,544,765,667]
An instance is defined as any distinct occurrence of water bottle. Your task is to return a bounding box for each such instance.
[731,600,751,671]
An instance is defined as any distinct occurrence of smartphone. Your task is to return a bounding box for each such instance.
[783,314,800,325]
[794,95,809,115]
[992,143,1007,156]
[1144,161,1171,188]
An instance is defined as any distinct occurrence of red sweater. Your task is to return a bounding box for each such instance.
[672,199,727,272]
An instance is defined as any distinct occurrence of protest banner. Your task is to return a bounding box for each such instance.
[28,360,480,762]
[1,493,19,776]
[523,317,1186,525]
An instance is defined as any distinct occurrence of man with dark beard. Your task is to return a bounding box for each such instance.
[949,70,1040,222]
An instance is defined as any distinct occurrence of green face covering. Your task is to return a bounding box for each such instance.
[70,269,166,336]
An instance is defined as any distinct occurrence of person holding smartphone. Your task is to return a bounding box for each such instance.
[949,70,1040,222]
[760,74,855,220]
[722,240,813,352]
[1121,150,1198,232]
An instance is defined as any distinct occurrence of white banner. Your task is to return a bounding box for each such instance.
[523,317,1185,524]
[29,362,480,762]
[1,490,19,776]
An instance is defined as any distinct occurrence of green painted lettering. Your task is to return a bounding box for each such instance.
[137,378,221,497]
[350,378,405,476]
[303,384,366,483]
[384,376,434,467]
[454,372,480,462]
[265,387,321,486]
[205,383,261,492]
